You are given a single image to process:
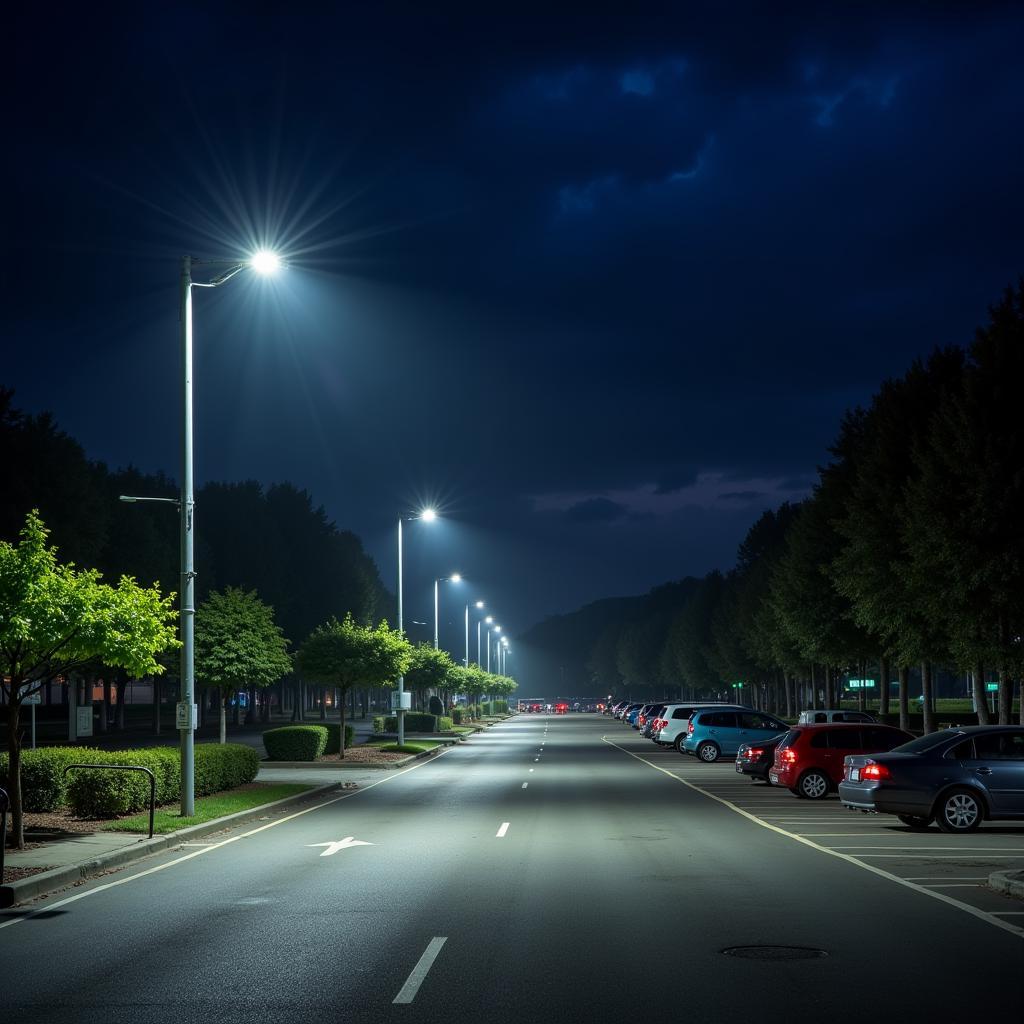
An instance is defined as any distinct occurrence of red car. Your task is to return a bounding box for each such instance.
[555,702,568,714]
[770,723,914,799]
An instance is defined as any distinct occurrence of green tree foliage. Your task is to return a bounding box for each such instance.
[663,572,725,699]
[0,511,178,846]
[296,615,410,755]
[404,644,458,706]
[901,285,1024,723]
[195,587,292,742]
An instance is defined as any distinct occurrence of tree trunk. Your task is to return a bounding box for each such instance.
[857,661,867,713]
[921,661,935,734]
[822,665,831,709]
[810,664,819,710]
[338,690,347,758]
[898,666,910,733]
[998,667,1012,726]
[879,655,891,718]
[99,676,111,734]
[219,690,228,744]
[115,673,127,731]
[783,673,792,719]
[6,689,25,848]
[319,686,327,721]
[972,662,990,725]
[153,677,161,735]
[231,694,240,727]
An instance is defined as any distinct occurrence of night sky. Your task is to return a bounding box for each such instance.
[8,5,1024,651]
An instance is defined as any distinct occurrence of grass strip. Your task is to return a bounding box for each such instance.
[101,783,314,833]
[370,741,445,754]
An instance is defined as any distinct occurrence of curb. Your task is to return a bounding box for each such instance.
[1,783,338,909]
[262,741,457,771]
[988,869,1024,900]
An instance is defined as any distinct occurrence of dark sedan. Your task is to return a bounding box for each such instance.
[839,725,1024,833]
[735,736,784,783]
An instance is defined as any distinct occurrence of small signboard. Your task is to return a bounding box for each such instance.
[175,701,198,730]
[985,682,999,692]
[848,679,876,689]
[76,706,94,737]
[390,690,412,711]
[19,686,42,705]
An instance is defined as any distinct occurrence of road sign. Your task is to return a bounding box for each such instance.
[391,690,412,711]
[175,702,198,730]
[76,706,93,737]
[985,682,999,692]
[848,680,876,689]
[19,687,42,705]
[307,837,373,857]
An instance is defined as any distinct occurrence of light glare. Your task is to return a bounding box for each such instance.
[450,573,462,583]
[420,508,437,522]
[250,249,282,275]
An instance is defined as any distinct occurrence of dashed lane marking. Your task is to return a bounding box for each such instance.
[393,937,447,1004]
[496,822,510,838]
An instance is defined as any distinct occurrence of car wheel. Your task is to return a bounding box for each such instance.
[935,788,984,833]
[897,814,933,830]
[797,770,829,800]
[673,735,687,754]
[697,741,720,763]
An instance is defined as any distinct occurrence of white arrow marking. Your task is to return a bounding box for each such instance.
[307,836,374,857]
[496,822,510,837]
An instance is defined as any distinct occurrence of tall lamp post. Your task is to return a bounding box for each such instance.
[478,611,491,667]
[126,250,281,818]
[433,574,462,651]
[397,508,437,745]
[488,624,501,672]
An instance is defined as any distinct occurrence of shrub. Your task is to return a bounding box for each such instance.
[323,724,355,755]
[66,748,180,818]
[428,695,444,715]
[372,715,388,734]
[437,715,453,732]
[1,746,104,812]
[493,700,508,714]
[262,725,328,761]
[378,713,437,732]
[195,743,259,795]
[451,708,464,725]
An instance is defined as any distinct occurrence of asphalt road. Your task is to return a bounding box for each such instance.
[1,714,1021,1024]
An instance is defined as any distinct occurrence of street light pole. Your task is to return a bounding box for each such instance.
[397,516,405,746]
[464,604,469,668]
[433,574,461,652]
[179,255,196,817]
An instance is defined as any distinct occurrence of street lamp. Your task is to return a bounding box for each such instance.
[433,573,462,651]
[152,251,282,817]
[477,608,489,666]
[488,624,501,672]
[397,508,437,745]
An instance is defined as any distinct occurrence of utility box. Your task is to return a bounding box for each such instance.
[175,702,198,730]
[390,691,412,711]
[76,707,94,737]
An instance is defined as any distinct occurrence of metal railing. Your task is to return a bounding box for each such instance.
[63,765,157,839]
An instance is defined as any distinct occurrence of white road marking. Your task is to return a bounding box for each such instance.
[393,936,447,1004]
[0,743,457,931]
[602,735,1024,940]
[522,783,529,789]
[534,757,540,762]
[924,884,981,888]
[992,911,1024,916]
[830,846,1024,852]
[904,877,986,881]
[307,837,373,857]
[529,768,534,772]
[496,822,510,837]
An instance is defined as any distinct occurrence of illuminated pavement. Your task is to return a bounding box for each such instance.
[1,714,1021,1023]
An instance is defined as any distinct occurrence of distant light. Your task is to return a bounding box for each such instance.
[475,601,485,609]
[485,616,493,624]
[250,250,282,275]
[420,508,437,522]
[494,625,501,633]
[450,573,462,583]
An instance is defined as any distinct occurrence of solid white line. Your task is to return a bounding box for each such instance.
[830,846,1024,851]
[903,877,986,881]
[496,822,510,837]
[924,884,981,888]
[0,744,458,932]
[522,782,528,789]
[992,911,1024,916]
[392,936,447,1004]
[601,735,1024,940]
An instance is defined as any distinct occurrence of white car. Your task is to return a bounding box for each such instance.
[653,703,747,752]
[796,709,876,724]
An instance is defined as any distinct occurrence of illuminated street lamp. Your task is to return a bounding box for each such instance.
[488,624,501,672]
[476,607,489,666]
[122,252,282,817]
[434,573,462,650]
[397,508,437,745]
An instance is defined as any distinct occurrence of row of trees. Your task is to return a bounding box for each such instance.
[522,284,1024,731]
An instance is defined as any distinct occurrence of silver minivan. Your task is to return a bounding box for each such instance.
[797,709,876,724]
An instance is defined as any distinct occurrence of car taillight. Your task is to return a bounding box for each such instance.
[861,763,891,781]
[749,748,763,758]
[687,722,694,735]
[780,748,797,765]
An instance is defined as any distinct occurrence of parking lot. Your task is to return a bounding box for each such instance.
[606,728,1024,934]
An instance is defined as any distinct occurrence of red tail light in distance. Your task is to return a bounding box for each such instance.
[861,763,891,781]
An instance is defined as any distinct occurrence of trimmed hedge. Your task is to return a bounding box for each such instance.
[377,713,439,733]
[62,743,258,818]
[437,715,453,732]
[451,708,464,725]
[1,746,105,812]
[373,715,387,734]
[323,724,355,755]
[492,700,509,714]
[263,725,328,761]
[428,695,444,715]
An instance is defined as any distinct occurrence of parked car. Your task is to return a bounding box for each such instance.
[770,723,914,799]
[637,702,667,733]
[625,705,645,727]
[735,735,786,783]
[683,709,789,762]
[839,725,1024,832]
[653,703,748,751]
[641,704,668,738]
[797,709,877,724]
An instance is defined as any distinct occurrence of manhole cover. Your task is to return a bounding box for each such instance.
[722,946,828,961]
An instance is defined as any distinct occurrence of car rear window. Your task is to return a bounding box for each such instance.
[892,730,961,754]
[777,729,801,749]
[672,708,692,720]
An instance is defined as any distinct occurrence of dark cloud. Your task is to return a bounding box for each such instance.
[564,498,629,524]
[720,491,765,502]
